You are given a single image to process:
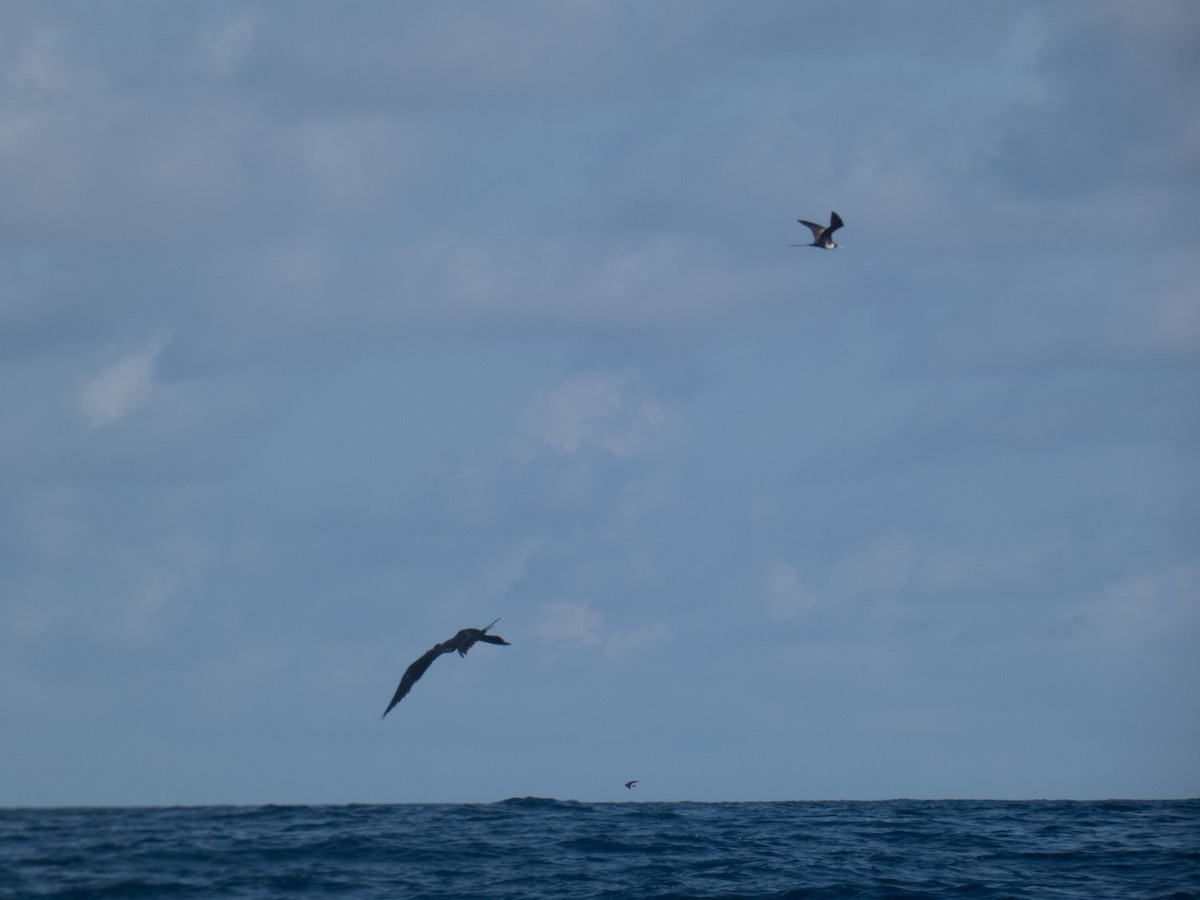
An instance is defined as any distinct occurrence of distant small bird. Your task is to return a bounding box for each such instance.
[381,619,510,718]
[625,780,638,789]
[792,211,844,249]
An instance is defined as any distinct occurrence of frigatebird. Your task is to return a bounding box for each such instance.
[625,780,638,789]
[381,618,510,718]
[792,211,844,249]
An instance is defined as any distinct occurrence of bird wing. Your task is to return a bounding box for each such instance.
[828,211,844,233]
[452,629,484,657]
[381,644,447,717]
[453,623,511,657]
[797,219,825,240]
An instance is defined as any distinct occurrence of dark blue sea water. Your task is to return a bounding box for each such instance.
[1,799,1196,899]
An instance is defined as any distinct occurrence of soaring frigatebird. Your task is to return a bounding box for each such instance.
[625,780,638,789]
[381,618,510,718]
[792,211,844,249]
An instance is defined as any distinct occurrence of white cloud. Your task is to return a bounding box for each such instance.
[764,562,816,620]
[534,601,602,647]
[101,534,211,642]
[372,230,755,328]
[765,533,916,621]
[519,370,675,458]
[293,115,425,215]
[482,537,543,596]
[828,532,916,604]
[78,333,171,429]
[1073,565,1200,646]
[447,537,543,611]
[0,26,103,225]
[533,601,670,656]
[100,540,211,643]
[107,570,181,641]
[916,544,1049,594]
[604,623,671,656]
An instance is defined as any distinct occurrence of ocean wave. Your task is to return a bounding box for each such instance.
[2,800,1196,899]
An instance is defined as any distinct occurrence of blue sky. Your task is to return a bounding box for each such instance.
[2,1,1198,805]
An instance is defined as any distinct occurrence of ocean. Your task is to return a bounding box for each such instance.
[1,799,1196,899]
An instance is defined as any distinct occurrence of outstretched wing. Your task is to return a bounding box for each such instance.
[828,211,844,233]
[381,645,446,717]
[797,219,825,241]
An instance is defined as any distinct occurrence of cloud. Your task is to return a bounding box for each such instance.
[105,570,182,641]
[828,532,916,603]
[0,24,102,227]
[764,562,817,620]
[763,533,917,623]
[534,601,602,647]
[519,370,675,458]
[604,623,671,656]
[989,2,1200,199]
[370,232,755,329]
[533,601,670,656]
[481,537,543,596]
[78,333,170,428]
[1072,565,1200,646]
[915,544,1050,595]
[292,115,425,216]
[100,533,212,643]
[445,538,544,612]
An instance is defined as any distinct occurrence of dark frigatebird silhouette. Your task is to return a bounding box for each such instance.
[381,618,510,718]
[625,780,638,789]
[792,211,844,249]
